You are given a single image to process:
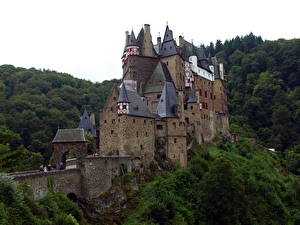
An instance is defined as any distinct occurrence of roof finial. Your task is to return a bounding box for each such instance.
[166,21,168,26]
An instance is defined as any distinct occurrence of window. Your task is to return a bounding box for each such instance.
[112,119,115,124]
[113,97,116,100]
[156,124,163,130]
[166,61,168,66]
[136,131,138,137]
[173,122,176,129]
[140,145,143,151]
[145,132,148,136]
[184,104,187,110]
[157,94,161,99]
[144,120,146,124]
[210,93,213,99]
[133,119,135,123]
[104,120,107,123]
[190,106,193,110]
[199,89,202,96]
[205,91,207,98]
[174,138,177,143]
[111,130,114,134]
[110,107,113,112]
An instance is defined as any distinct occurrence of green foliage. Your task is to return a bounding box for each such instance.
[0,173,88,224]
[204,36,300,151]
[123,140,300,225]
[0,65,120,166]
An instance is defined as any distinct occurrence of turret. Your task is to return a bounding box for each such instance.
[122,30,140,64]
[117,84,130,115]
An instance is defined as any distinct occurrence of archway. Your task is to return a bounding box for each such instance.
[67,193,78,202]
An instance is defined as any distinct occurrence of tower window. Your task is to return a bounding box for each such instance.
[156,124,163,130]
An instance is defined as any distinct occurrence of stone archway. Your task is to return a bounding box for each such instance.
[52,129,88,168]
[53,142,87,168]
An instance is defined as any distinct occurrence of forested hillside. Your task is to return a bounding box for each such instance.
[0,35,299,225]
[0,65,119,171]
[203,34,300,151]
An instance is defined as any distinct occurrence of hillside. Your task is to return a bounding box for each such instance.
[0,35,299,225]
[203,34,300,151]
[0,66,119,171]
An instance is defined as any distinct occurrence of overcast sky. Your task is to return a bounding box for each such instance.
[0,0,299,82]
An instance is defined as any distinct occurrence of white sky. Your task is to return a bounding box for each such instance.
[0,0,299,82]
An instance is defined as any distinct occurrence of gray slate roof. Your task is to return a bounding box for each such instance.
[160,26,179,57]
[78,110,97,137]
[52,128,87,143]
[156,81,178,118]
[144,62,173,94]
[118,84,155,118]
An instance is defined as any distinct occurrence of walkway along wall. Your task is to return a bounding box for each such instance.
[11,156,132,200]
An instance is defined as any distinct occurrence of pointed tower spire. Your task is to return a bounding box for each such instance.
[156,82,178,118]
[117,83,130,115]
[118,83,129,103]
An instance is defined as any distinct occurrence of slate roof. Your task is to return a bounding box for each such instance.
[78,110,97,137]
[156,81,178,118]
[144,62,173,94]
[160,26,179,57]
[118,84,155,118]
[187,90,197,103]
[52,128,87,143]
[118,84,130,103]
[182,40,206,61]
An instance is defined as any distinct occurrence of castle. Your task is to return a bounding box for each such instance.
[99,24,229,168]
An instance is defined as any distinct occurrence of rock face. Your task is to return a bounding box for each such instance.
[81,184,140,224]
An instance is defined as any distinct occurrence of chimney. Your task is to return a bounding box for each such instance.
[179,35,184,49]
[142,24,154,56]
[125,31,129,46]
[157,36,161,44]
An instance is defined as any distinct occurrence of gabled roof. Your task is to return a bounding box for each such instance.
[187,90,197,103]
[156,82,178,118]
[144,62,173,94]
[52,128,86,143]
[118,83,130,103]
[78,110,97,137]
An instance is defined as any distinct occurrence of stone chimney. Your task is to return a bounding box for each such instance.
[125,31,129,47]
[142,24,154,57]
[179,35,184,48]
[157,36,161,44]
